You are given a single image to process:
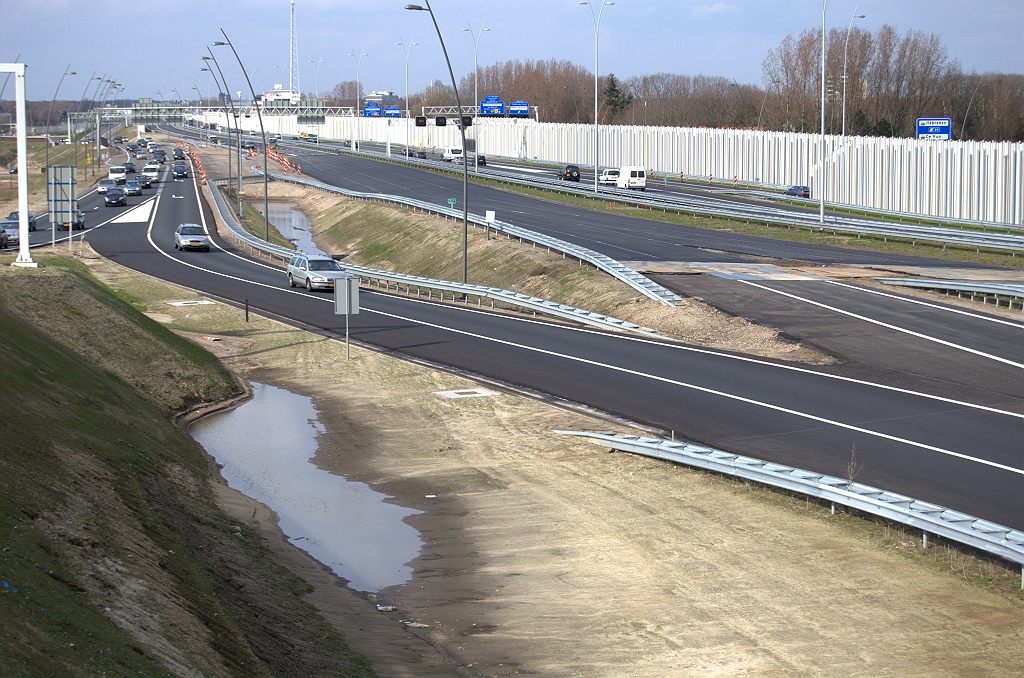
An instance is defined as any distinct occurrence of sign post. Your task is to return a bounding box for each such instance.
[333,274,360,360]
[47,166,76,251]
[485,209,495,240]
[509,100,530,117]
[916,118,952,141]
[479,95,505,117]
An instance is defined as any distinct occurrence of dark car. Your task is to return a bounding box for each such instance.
[558,164,581,182]
[57,210,86,230]
[172,165,188,179]
[133,174,152,189]
[784,185,810,198]
[123,161,136,173]
[241,140,257,151]
[405,148,428,159]
[127,143,138,152]
[153,151,167,164]
[104,187,127,207]
[173,149,186,160]
[6,210,36,230]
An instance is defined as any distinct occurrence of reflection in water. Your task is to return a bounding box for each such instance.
[259,203,328,256]
[191,382,422,591]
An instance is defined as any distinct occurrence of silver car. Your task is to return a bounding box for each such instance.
[173,223,210,252]
[287,254,346,291]
[97,178,116,194]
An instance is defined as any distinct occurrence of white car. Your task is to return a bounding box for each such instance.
[142,164,161,182]
[599,168,620,186]
[97,178,116,194]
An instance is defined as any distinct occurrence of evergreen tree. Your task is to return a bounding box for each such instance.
[602,73,634,115]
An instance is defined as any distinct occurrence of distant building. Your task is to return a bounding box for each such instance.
[363,90,399,107]
[260,85,301,109]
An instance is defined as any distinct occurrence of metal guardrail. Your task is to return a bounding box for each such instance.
[556,431,1024,579]
[259,170,685,306]
[880,278,1024,311]
[283,138,1024,253]
[206,178,663,337]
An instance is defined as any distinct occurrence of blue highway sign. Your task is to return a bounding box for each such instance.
[916,118,952,140]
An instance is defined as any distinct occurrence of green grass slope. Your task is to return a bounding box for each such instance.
[0,259,375,677]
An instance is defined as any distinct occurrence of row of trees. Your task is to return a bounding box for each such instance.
[323,25,1020,142]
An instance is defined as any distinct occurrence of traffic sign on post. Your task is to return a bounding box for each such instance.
[916,118,952,140]
[448,198,457,207]
[334,274,360,361]
[384,106,401,118]
[509,100,530,117]
[480,95,505,116]
[363,102,383,117]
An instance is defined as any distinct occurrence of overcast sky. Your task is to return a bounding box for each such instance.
[2,0,1021,101]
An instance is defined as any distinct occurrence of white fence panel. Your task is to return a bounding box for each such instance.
[193,111,1022,225]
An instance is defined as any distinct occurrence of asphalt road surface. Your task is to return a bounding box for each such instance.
[83,154,1024,531]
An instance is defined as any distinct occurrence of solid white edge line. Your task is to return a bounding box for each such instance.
[740,279,1024,369]
[172,171,1024,422]
[140,197,1024,476]
[825,279,1024,328]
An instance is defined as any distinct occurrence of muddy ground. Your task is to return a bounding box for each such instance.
[80,246,1024,677]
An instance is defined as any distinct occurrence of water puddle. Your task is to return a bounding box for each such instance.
[259,203,328,256]
[191,382,422,592]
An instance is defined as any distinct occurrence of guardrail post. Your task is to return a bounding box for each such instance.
[922,531,929,549]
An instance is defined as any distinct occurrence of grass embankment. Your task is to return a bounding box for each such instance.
[219,187,292,249]
[385,160,1023,270]
[0,126,133,216]
[254,181,810,359]
[0,254,375,677]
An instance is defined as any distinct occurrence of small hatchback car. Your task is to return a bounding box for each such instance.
[104,187,127,206]
[784,185,810,198]
[173,223,210,252]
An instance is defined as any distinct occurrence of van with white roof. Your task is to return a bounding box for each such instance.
[616,166,646,191]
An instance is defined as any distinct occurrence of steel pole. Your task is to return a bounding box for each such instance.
[842,7,864,139]
[960,81,988,141]
[216,31,270,243]
[206,50,238,212]
[407,1,470,284]
[820,0,827,224]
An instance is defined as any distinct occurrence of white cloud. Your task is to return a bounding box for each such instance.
[693,2,741,16]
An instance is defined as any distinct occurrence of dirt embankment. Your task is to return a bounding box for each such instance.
[217,176,827,363]
[73,247,1024,677]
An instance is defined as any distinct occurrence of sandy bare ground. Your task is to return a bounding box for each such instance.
[78,246,1024,678]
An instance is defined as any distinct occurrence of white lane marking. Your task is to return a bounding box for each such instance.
[111,200,155,224]
[488,163,551,175]
[367,306,1024,476]
[825,279,1024,328]
[739,280,1024,369]
[141,218,1024,476]
[143,171,1024,423]
[172,195,184,199]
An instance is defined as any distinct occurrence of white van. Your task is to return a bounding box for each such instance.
[108,166,127,184]
[442,146,464,162]
[142,164,161,182]
[616,166,646,191]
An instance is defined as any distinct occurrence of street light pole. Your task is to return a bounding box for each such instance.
[348,51,367,150]
[463,22,489,172]
[397,39,417,155]
[44,66,75,190]
[580,1,614,194]
[204,50,240,212]
[406,1,470,285]
[309,57,325,99]
[214,30,271,243]
[819,0,827,224]
[842,6,865,139]
[960,81,989,141]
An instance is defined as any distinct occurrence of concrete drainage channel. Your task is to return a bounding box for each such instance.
[205,178,664,338]
[558,430,1024,587]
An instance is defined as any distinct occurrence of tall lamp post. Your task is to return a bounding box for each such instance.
[462,22,489,172]
[348,50,367,150]
[960,81,988,141]
[819,0,827,224]
[580,1,614,194]
[309,57,325,99]
[397,39,417,155]
[44,66,75,183]
[406,2,471,285]
[214,30,271,243]
[204,51,241,213]
[841,6,865,139]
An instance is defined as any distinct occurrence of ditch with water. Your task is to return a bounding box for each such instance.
[191,382,422,592]
[257,203,329,256]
